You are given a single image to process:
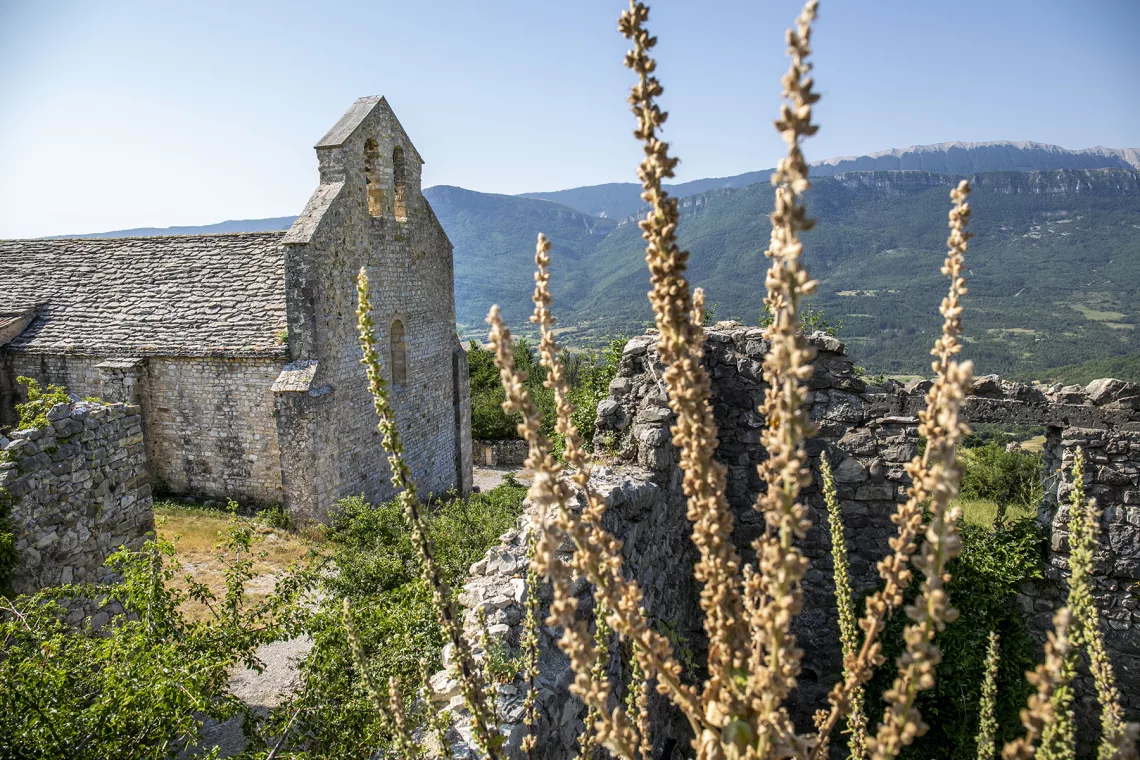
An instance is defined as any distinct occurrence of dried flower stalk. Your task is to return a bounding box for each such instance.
[520,533,543,757]
[975,632,1001,760]
[1064,449,1139,760]
[356,267,502,758]
[618,4,751,733]
[487,234,696,758]
[1003,609,1075,760]
[867,180,973,760]
[742,4,823,754]
[822,456,868,760]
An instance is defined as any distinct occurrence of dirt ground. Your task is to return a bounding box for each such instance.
[472,464,531,493]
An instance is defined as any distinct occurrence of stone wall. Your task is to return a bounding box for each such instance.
[3,353,287,507]
[438,323,1140,756]
[430,466,698,757]
[472,439,528,467]
[144,357,285,505]
[0,400,153,595]
[277,96,471,521]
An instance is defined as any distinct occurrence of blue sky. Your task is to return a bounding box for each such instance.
[1,0,1138,239]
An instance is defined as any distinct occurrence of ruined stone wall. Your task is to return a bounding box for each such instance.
[438,324,1140,756]
[472,439,529,467]
[597,324,1140,722]
[0,400,153,596]
[2,353,287,507]
[278,97,471,521]
[431,466,699,757]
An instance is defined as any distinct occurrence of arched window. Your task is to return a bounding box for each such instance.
[390,319,407,384]
[364,138,383,217]
[392,145,407,221]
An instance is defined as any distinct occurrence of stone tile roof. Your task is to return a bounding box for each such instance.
[0,233,288,358]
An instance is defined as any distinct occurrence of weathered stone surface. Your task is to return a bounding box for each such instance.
[472,439,528,467]
[2,400,153,595]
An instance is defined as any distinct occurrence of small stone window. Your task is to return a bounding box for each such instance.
[393,145,407,221]
[364,138,383,217]
[390,318,407,384]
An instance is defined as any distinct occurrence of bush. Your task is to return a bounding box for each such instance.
[468,337,624,448]
[13,376,71,431]
[959,442,1043,524]
[561,339,624,451]
[867,518,1045,760]
[267,479,528,757]
[468,339,555,440]
[0,526,312,759]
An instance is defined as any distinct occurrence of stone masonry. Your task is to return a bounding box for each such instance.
[0,400,153,596]
[472,439,529,467]
[0,96,472,522]
[437,324,1140,757]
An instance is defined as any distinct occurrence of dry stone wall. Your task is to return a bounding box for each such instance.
[439,323,1140,757]
[0,400,153,596]
[430,465,697,758]
[472,439,528,467]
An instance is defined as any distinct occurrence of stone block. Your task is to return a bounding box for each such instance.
[833,457,867,484]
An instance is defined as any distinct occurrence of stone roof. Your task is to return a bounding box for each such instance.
[0,232,288,358]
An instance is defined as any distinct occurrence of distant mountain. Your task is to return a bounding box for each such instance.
[40,141,1140,378]
[422,186,616,327]
[447,168,1140,378]
[521,141,1140,220]
[812,141,1140,176]
[52,217,297,239]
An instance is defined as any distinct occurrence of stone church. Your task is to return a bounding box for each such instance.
[0,96,473,521]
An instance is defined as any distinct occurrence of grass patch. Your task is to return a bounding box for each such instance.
[1070,303,1128,322]
[154,500,317,621]
[955,497,1035,528]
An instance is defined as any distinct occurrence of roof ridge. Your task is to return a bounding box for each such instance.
[10,230,289,243]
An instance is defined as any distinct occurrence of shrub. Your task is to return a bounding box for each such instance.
[867,518,1045,760]
[959,443,1043,524]
[469,339,555,440]
[14,376,71,431]
[267,480,527,756]
[0,526,312,759]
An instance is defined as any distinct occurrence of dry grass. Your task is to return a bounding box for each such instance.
[154,501,318,622]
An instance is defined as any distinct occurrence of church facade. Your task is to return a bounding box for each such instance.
[0,96,472,521]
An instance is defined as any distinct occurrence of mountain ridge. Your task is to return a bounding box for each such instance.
[521,140,1140,220]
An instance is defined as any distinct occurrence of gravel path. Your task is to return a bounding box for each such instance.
[473,464,530,492]
[194,635,315,757]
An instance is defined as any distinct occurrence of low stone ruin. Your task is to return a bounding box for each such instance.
[0,400,153,597]
[437,323,1140,756]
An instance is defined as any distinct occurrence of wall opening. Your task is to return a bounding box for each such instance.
[364,138,384,217]
[390,319,407,384]
[393,145,407,221]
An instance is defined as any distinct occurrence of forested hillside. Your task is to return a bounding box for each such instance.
[434,168,1140,377]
